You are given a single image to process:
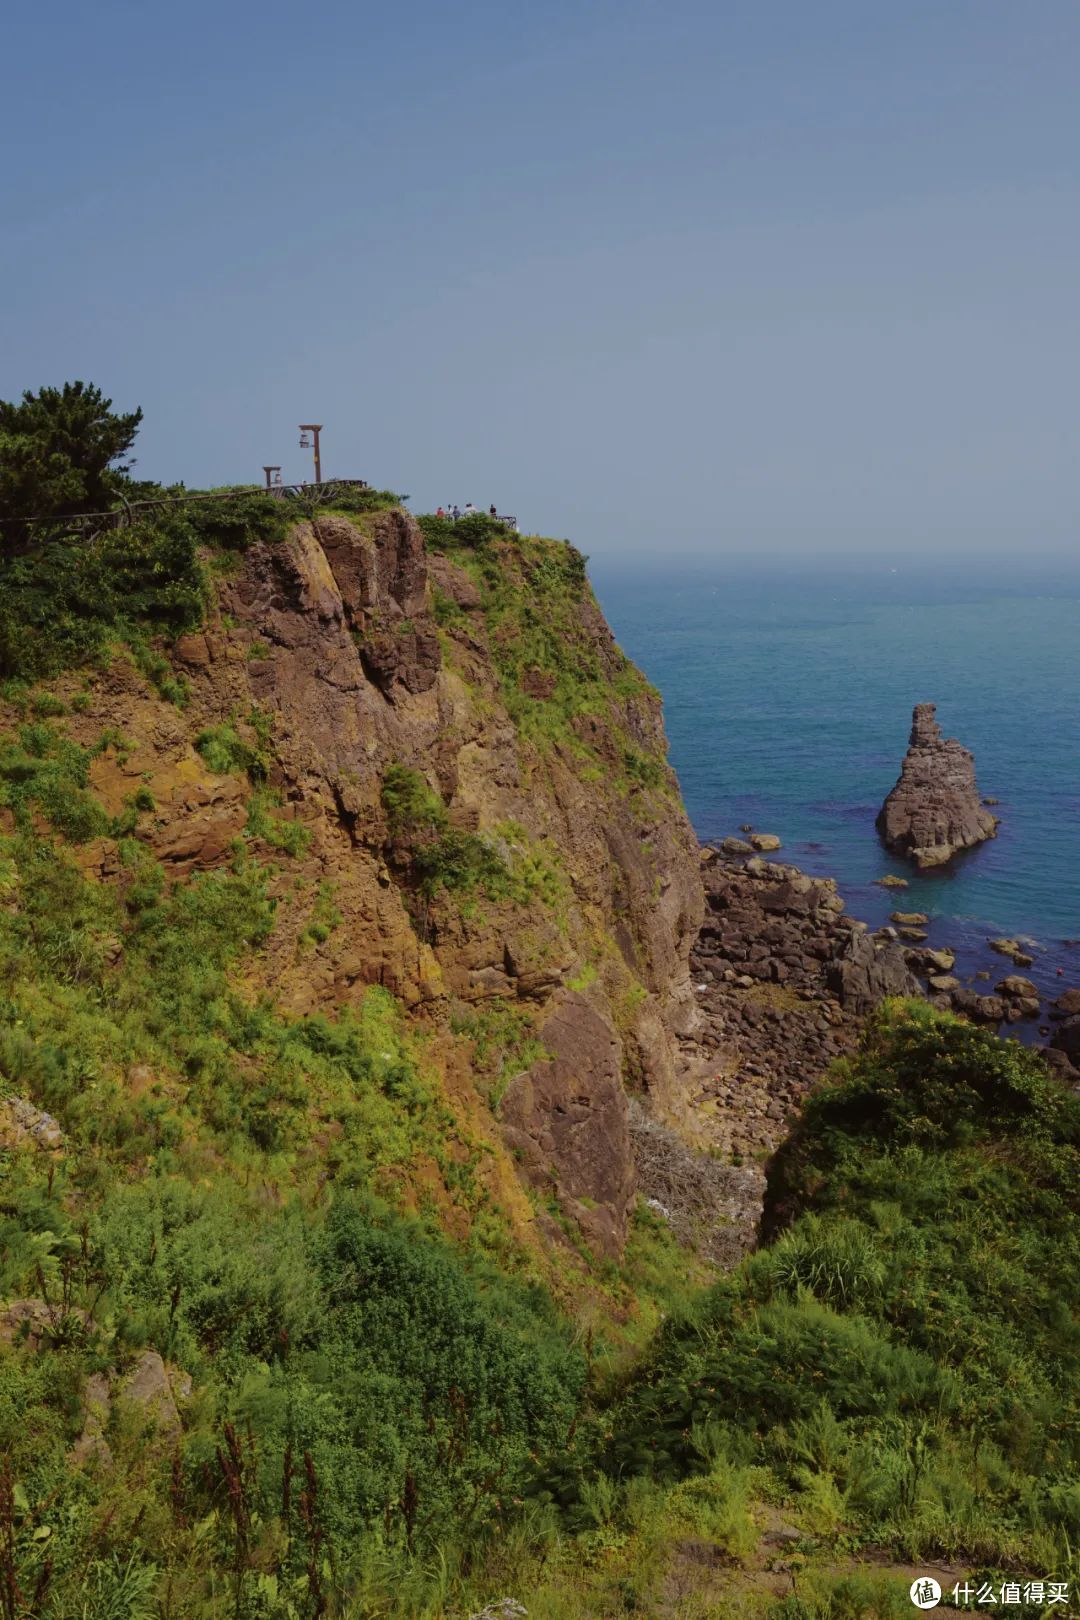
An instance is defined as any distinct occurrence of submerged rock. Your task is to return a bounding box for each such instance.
[877,703,998,869]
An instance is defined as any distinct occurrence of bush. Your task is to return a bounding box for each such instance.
[413,826,509,899]
[381,764,511,903]
[183,485,294,550]
[0,722,110,843]
[381,762,447,840]
[596,1004,1080,1565]
[417,512,507,551]
[0,516,206,680]
[195,720,268,781]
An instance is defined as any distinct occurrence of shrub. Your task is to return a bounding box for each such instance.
[381,762,447,840]
[0,722,109,843]
[413,826,509,899]
[245,786,312,857]
[195,721,268,781]
[595,1004,1080,1566]
[381,764,511,903]
[183,486,294,550]
[0,515,206,680]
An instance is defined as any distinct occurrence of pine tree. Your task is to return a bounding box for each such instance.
[0,381,142,551]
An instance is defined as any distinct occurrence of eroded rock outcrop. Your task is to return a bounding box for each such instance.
[500,993,634,1257]
[877,703,998,869]
[51,511,704,1261]
[674,853,919,1178]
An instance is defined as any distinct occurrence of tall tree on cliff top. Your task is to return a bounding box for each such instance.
[0,382,143,552]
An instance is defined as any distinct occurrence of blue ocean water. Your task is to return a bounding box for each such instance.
[593,560,1080,1004]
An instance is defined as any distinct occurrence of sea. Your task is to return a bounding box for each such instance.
[592,557,1080,1019]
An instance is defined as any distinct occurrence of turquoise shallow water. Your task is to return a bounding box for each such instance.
[593,560,1080,1006]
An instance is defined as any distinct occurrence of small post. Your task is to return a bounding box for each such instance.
[299,424,323,484]
[263,465,281,491]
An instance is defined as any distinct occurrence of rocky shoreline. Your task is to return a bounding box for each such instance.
[672,841,1080,1180]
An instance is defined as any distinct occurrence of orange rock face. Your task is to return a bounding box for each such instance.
[45,511,704,1258]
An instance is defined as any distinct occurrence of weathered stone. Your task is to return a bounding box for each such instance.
[499,993,634,1258]
[70,1373,112,1466]
[121,1350,187,1442]
[995,975,1038,1000]
[748,833,782,852]
[719,837,753,856]
[1051,1016,1080,1063]
[891,911,929,926]
[877,703,997,868]
[825,930,922,1016]
[1051,988,1080,1019]
[0,1096,63,1151]
[950,988,1006,1024]
[1043,1047,1078,1082]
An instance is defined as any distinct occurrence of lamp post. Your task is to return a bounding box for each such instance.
[299,424,323,484]
[262,465,281,491]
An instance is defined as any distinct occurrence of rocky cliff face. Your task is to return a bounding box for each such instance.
[877,702,998,868]
[59,510,703,1258]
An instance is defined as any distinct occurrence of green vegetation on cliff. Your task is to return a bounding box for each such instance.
[419,515,668,804]
[3,385,1079,1619]
[0,385,401,683]
[549,1005,1080,1593]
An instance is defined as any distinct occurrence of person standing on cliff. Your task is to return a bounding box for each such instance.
[464,502,476,515]
[452,504,460,520]
[489,503,497,517]
[436,506,445,518]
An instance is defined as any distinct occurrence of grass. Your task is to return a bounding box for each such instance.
[0,803,583,1614]
[7,484,1070,1614]
[449,998,549,1109]
[568,1004,1080,1580]
[418,521,670,800]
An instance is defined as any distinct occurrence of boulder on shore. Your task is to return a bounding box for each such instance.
[996,975,1038,1001]
[719,837,753,857]
[876,703,998,869]
[825,929,922,1016]
[1050,988,1080,1020]
[1051,1015,1080,1064]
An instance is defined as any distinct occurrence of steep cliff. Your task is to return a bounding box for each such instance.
[23,507,702,1260]
[5,493,1078,1619]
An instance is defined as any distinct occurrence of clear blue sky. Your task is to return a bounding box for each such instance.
[3,1,1078,562]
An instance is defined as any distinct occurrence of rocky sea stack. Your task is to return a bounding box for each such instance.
[877,702,998,869]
